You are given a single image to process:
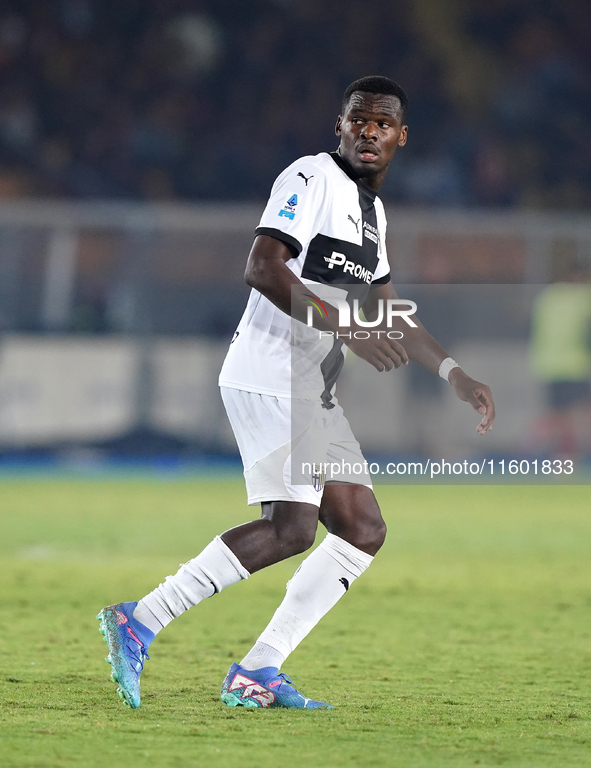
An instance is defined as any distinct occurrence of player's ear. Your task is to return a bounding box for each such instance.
[335,115,342,136]
[398,125,408,147]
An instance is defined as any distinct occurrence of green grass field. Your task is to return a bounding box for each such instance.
[1,478,591,767]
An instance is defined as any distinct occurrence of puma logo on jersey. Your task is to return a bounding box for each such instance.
[297,172,314,186]
[348,214,360,233]
[324,251,373,283]
[228,673,276,707]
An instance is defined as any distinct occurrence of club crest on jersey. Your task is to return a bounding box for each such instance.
[278,193,298,220]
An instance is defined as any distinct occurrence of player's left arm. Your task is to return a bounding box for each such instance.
[363,281,495,435]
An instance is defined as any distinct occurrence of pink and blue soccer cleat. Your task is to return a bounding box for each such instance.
[97,601,154,708]
[221,663,333,709]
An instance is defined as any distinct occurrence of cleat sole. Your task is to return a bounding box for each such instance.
[118,687,136,708]
[97,604,145,710]
[221,692,261,708]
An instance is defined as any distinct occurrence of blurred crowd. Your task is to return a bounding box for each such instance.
[0,0,590,208]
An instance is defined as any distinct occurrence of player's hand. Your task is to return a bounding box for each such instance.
[448,368,495,435]
[345,331,409,372]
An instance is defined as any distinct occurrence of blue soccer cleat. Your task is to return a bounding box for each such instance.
[221,663,333,709]
[96,601,154,709]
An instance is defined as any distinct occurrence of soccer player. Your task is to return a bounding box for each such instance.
[98,76,495,710]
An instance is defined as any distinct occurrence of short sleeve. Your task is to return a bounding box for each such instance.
[255,158,329,256]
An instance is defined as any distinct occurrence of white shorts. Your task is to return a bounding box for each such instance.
[220,387,372,507]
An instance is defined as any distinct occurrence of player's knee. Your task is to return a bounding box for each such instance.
[371,518,387,551]
[348,517,387,555]
[285,526,317,555]
[275,520,317,556]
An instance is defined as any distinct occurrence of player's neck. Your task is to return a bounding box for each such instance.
[333,149,385,192]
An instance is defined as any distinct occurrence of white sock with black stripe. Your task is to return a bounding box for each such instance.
[240,533,373,671]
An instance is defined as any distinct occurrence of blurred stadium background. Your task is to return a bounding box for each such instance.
[0,0,590,468]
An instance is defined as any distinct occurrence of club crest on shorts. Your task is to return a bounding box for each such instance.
[312,463,326,492]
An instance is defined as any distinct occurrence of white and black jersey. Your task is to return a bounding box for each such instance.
[218,152,391,404]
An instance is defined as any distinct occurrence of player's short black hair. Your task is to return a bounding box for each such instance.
[342,76,408,119]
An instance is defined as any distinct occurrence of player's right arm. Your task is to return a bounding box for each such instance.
[244,234,409,371]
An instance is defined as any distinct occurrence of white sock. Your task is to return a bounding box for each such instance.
[239,533,373,671]
[133,536,249,634]
[239,641,285,671]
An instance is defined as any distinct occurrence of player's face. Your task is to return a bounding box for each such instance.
[335,92,408,190]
